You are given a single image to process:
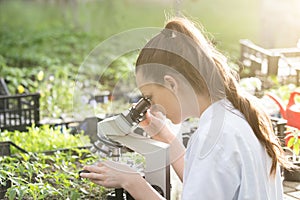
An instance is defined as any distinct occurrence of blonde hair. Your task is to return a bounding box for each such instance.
[136,17,290,175]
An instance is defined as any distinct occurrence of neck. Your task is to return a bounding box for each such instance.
[196,94,212,117]
[180,93,211,120]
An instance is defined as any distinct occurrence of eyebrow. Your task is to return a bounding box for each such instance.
[142,93,152,100]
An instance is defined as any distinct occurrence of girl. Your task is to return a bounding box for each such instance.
[80,17,290,199]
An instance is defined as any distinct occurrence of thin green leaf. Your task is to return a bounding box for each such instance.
[287,137,295,148]
[294,143,300,156]
[8,188,17,200]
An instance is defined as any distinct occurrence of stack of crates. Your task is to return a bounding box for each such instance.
[0,78,40,131]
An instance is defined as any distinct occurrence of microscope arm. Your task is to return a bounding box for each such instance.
[110,134,170,200]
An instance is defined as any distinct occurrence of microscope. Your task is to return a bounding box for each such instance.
[89,97,171,200]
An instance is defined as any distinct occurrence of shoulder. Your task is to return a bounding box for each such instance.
[187,99,261,166]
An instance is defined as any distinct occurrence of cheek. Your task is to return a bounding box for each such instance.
[160,90,182,122]
[166,104,181,124]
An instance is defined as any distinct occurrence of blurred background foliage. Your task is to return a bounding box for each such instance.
[0,0,299,119]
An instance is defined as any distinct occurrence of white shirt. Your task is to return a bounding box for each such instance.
[182,99,283,200]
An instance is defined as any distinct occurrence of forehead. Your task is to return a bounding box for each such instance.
[136,71,161,87]
[136,73,164,95]
[137,82,163,95]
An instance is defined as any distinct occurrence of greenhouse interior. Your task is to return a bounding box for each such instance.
[1,0,300,199]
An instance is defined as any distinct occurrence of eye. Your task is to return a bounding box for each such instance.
[142,95,153,105]
[144,95,152,100]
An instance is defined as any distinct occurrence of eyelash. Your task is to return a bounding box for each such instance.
[143,95,152,101]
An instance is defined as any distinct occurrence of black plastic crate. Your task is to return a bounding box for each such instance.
[0,93,40,131]
[0,179,11,199]
[0,141,11,156]
[0,141,28,156]
[0,78,10,96]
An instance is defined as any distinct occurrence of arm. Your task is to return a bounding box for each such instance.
[140,111,185,181]
[80,160,165,200]
[124,174,166,200]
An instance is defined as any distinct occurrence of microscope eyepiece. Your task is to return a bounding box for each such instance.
[90,96,151,160]
[127,97,151,124]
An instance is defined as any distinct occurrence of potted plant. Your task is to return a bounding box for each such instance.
[284,127,300,181]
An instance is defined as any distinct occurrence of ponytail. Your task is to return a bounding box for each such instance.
[212,57,291,175]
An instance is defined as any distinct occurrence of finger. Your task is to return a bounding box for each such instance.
[150,104,166,115]
[80,172,106,180]
[151,111,166,120]
[145,112,166,127]
[139,110,152,126]
[83,165,106,174]
[90,179,116,188]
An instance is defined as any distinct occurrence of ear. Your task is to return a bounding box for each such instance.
[163,75,178,92]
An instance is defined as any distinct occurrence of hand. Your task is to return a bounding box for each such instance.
[140,110,166,137]
[81,161,165,200]
[80,160,141,189]
[139,110,175,143]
